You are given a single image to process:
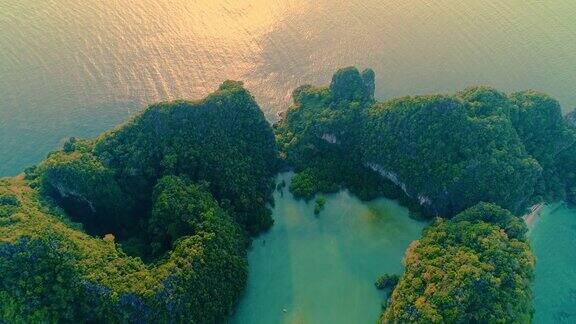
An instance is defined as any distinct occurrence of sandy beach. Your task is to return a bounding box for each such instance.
[524,204,544,227]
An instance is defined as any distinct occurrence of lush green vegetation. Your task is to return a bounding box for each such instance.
[4,66,576,322]
[276,67,576,217]
[275,67,576,323]
[0,81,277,323]
[313,195,326,215]
[383,203,534,323]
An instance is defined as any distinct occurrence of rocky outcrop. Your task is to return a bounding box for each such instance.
[330,67,375,104]
[321,133,338,144]
[53,182,96,213]
[565,109,576,128]
[366,162,432,208]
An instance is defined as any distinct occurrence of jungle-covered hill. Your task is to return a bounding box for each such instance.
[0,81,278,323]
[276,67,576,217]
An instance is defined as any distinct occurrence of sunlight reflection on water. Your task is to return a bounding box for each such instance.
[2,0,576,176]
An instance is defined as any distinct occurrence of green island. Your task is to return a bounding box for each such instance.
[0,81,277,322]
[2,67,576,322]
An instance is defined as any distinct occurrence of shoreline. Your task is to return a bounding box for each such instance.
[523,203,544,228]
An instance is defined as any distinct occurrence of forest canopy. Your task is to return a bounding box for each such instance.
[382,203,534,323]
[275,67,576,217]
[0,81,277,323]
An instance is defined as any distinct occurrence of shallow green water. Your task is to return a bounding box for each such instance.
[530,204,576,324]
[232,173,427,324]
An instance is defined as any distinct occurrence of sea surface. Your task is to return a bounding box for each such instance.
[3,0,576,176]
[232,173,427,323]
[1,1,575,323]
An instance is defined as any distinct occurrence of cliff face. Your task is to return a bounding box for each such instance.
[565,109,576,127]
[3,67,576,323]
[0,175,248,323]
[330,67,375,105]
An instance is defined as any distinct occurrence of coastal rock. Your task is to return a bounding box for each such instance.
[321,133,338,144]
